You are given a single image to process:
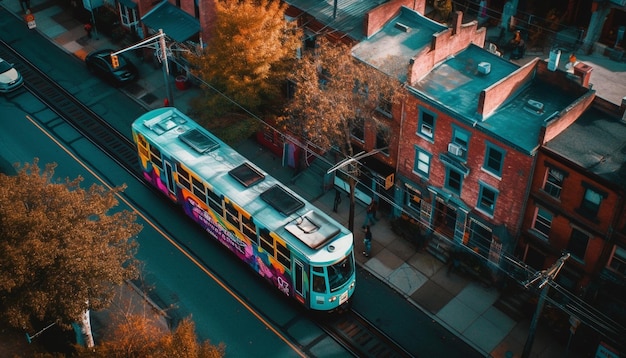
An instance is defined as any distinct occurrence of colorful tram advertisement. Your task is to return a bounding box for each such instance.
[132,108,356,311]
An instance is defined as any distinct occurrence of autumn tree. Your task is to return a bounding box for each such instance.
[187,0,301,142]
[0,160,141,347]
[77,315,225,358]
[278,38,404,230]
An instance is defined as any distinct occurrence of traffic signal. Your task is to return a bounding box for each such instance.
[111,54,119,69]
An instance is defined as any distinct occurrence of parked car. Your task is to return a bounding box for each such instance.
[0,57,24,93]
[85,49,138,86]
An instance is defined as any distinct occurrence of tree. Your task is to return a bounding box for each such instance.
[278,38,404,231]
[187,0,301,139]
[77,315,225,358]
[0,160,141,347]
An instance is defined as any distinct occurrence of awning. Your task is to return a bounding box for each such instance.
[117,0,137,9]
[141,1,200,42]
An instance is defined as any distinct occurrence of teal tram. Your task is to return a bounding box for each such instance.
[132,108,356,311]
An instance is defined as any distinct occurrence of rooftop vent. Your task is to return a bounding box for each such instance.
[477,62,491,75]
[395,22,410,32]
[524,99,544,115]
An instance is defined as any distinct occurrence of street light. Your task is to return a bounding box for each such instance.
[327,148,387,233]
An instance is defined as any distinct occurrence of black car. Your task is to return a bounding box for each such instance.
[85,49,138,86]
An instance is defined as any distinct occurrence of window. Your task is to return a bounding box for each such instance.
[609,246,626,275]
[149,145,162,168]
[260,230,274,254]
[177,165,191,190]
[418,108,435,139]
[225,202,240,228]
[207,188,222,214]
[533,207,552,238]
[580,188,602,217]
[241,215,256,242]
[451,126,470,160]
[377,93,393,116]
[483,143,505,177]
[375,124,390,155]
[567,228,589,261]
[468,219,493,256]
[404,185,421,213]
[445,167,463,195]
[191,176,206,203]
[413,147,431,178]
[351,117,364,142]
[477,183,498,215]
[276,240,291,267]
[544,168,564,199]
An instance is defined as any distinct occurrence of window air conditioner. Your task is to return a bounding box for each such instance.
[448,143,464,156]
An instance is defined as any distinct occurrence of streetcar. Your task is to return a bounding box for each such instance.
[132,108,356,311]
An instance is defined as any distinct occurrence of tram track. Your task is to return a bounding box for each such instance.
[0,40,141,181]
[318,309,414,358]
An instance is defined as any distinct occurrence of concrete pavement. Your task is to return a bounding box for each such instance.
[5,0,626,356]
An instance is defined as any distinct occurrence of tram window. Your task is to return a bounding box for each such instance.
[225,202,240,228]
[313,266,324,273]
[207,189,222,215]
[149,145,162,168]
[260,230,274,254]
[276,241,291,267]
[242,216,257,242]
[312,274,326,293]
[192,177,207,202]
[177,166,191,190]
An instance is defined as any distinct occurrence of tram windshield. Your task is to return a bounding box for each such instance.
[327,255,355,292]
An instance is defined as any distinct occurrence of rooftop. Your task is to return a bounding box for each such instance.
[545,106,626,190]
[286,0,386,41]
[352,6,446,81]
[412,45,581,154]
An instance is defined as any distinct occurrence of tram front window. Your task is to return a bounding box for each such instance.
[327,256,354,292]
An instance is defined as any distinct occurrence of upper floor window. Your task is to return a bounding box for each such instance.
[377,93,392,117]
[580,187,602,217]
[477,182,498,216]
[445,167,463,195]
[450,126,470,159]
[543,167,564,199]
[375,124,390,156]
[418,108,436,140]
[413,146,431,178]
[609,246,626,276]
[533,207,552,238]
[483,142,505,177]
[351,117,364,142]
[567,227,589,261]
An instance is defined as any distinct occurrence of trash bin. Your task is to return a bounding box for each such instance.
[175,75,188,91]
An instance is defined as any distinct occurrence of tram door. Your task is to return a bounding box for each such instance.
[163,160,176,198]
[293,260,306,305]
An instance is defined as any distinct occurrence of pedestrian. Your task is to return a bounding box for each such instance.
[363,200,377,227]
[333,188,342,213]
[363,225,372,257]
[84,23,92,39]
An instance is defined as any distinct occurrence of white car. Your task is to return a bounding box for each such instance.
[0,58,24,93]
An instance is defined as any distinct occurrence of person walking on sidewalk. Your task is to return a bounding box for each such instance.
[363,200,377,228]
[333,188,342,213]
[362,225,372,257]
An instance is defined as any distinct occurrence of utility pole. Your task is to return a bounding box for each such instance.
[521,253,570,358]
[110,29,173,106]
[327,148,386,233]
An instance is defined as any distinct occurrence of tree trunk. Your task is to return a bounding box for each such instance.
[79,308,95,348]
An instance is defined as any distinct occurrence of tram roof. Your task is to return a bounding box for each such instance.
[132,108,351,256]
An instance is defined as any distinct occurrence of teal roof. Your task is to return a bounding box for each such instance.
[141,1,200,42]
[352,6,446,82]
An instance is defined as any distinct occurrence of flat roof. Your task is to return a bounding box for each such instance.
[412,44,579,154]
[352,6,446,81]
[545,106,626,190]
[286,0,382,41]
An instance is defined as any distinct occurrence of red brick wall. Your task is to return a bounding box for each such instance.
[364,0,420,38]
[479,58,538,118]
[398,96,533,233]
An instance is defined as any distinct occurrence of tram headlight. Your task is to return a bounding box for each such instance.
[329,296,337,303]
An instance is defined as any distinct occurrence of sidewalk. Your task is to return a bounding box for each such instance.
[6,1,624,357]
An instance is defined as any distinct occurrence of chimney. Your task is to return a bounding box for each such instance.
[573,62,593,88]
[452,11,462,36]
